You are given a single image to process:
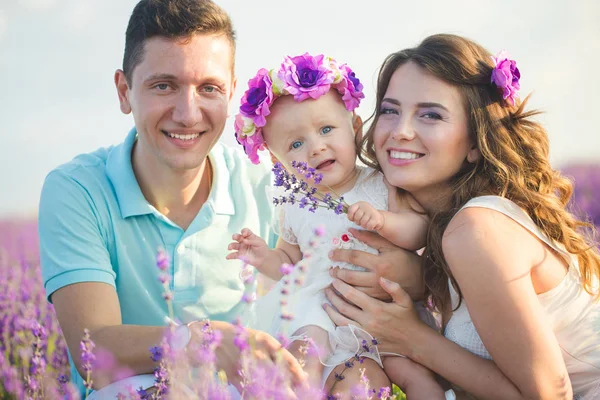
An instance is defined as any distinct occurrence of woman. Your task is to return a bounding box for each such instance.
[325,34,600,399]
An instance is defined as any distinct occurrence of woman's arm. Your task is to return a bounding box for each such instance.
[439,207,572,399]
[322,207,573,399]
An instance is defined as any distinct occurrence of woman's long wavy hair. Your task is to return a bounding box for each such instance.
[359,34,600,312]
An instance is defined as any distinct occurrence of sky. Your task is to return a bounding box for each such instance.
[1,0,599,217]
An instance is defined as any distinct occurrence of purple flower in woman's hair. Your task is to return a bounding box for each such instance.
[279,53,335,101]
[240,68,274,127]
[491,51,520,105]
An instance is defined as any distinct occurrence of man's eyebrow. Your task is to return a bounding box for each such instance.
[381,98,449,112]
[143,73,177,83]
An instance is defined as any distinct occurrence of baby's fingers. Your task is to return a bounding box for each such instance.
[225,251,241,260]
[228,242,241,251]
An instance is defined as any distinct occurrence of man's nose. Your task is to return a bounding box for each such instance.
[172,89,203,127]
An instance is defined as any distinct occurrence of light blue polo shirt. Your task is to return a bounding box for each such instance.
[39,128,274,393]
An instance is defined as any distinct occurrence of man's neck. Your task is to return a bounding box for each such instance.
[131,143,212,230]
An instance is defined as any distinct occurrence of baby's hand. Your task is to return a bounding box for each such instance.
[347,201,385,231]
[226,228,271,268]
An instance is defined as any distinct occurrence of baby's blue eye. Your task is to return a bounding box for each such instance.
[321,126,332,134]
[290,141,303,150]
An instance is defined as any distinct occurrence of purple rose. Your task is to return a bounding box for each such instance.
[491,51,521,105]
[278,53,335,101]
[239,68,273,127]
[337,64,365,111]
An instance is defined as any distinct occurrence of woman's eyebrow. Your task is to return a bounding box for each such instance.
[382,98,450,112]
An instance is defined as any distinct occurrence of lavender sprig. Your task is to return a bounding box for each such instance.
[272,162,348,214]
[327,338,380,398]
[80,328,96,398]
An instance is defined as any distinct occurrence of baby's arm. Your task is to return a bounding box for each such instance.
[226,228,302,281]
[347,202,428,251]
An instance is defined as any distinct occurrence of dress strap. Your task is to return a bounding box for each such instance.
[460,196,571,261]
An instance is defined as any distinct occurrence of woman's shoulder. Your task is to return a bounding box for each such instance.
[443,197,544,264]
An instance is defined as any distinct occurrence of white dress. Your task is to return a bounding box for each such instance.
[444,196,600,399]
[247,166,389,378]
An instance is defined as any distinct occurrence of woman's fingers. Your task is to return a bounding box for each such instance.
[379,277,412,307]
[329,267,376,287]
[329,248,378,271]
[331,279,377,314]
[324,286,364,322]
[322,301,357,327]
[347,228,394,251]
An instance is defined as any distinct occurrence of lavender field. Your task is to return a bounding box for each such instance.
[0,164,598,399]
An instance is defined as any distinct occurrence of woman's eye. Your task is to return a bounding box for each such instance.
[380,107,398,115]
[422,112,442,120]
[321,126,332,135]
[290,141,303,150]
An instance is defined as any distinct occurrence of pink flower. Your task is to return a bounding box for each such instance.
[341,234,350,242]
[491,51,520,106]
[234,114,265,165]
[336,64,364,111]
[239,68,274,127]
[278,53,335,102]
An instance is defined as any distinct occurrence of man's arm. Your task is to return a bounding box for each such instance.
[39,171,165,387]
[51,283,165,386]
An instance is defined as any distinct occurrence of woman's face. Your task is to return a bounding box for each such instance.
[373,61,477,210]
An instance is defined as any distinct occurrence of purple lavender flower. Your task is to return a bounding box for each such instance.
[156,248,169,271]
[150,345,163,362]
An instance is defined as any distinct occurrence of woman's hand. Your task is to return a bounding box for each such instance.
[328,228,424,301]
[323,276,428,356]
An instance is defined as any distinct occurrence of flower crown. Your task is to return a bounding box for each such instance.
[490,50,520,106]
[234,53,365,164]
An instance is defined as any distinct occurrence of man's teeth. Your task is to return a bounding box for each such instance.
[389,151,422,160]
[167,132,200,141]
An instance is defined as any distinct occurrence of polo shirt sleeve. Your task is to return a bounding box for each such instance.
[39,170,116,302]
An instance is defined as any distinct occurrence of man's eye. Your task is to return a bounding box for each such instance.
[155,83,170,90]
[202,86,216,93]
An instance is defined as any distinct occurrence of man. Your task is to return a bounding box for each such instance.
[39,0,424,395]
[39,0,304,395]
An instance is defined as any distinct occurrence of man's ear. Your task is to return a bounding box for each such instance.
[467,145,481,164]
[353,113,364,143]
[114,69,132,114]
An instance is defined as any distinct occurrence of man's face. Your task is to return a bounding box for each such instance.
[116,34,236,172]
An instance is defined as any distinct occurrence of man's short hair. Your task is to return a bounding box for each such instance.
[123,0,236,85]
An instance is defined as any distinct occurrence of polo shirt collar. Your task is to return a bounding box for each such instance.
[107,128,235,219]
[106,128,154,219]
[207,143,235,216]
